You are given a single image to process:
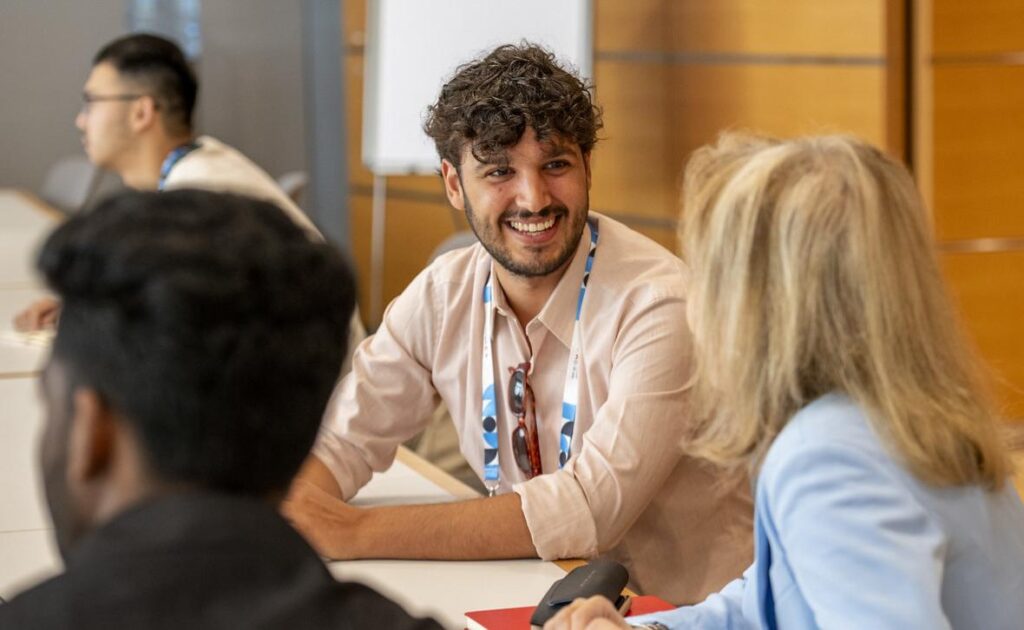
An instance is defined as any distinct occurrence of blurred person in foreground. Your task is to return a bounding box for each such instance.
[546,133,1024,629]
[0,190,439,630]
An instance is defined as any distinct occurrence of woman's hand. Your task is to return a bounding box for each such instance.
[544,596,632,630]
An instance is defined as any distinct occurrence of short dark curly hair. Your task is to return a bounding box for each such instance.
[423,42,603,168]
[41,189,356,495]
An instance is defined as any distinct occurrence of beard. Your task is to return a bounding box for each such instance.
[464,197,589,279]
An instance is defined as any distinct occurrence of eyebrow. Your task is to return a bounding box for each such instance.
[540,142,573,159]
[472,156,509,175]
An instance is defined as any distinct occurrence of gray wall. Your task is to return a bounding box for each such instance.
[196,1,306,183]
[0,0,307,192]
[0,1,124,190]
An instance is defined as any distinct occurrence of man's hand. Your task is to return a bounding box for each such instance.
[283,456,538,560]
[282,479,365,559]
[544,597,632,630]
[13,297,60,332]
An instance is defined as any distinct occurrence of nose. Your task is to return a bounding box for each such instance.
[514,170,553,214]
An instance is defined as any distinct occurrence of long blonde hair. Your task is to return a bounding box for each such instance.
[681,132,1009,488]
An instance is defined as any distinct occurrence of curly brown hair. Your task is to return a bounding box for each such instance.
[423,42,603,168]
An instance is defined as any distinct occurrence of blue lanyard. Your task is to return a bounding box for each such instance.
[157,141,200,190]
[480,217,599,495]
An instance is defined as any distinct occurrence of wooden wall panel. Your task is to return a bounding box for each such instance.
[350,194,457,322]
[941,251,1024,419]
[933,0,1024,56]
[622,223,675,253]
[589,61,676,220]
[597,0,884,55]
[668,65,888,160]
[591,63,888,221]
[345,53,372,190]
[920,0,1024,421]
[931,66,1024,241]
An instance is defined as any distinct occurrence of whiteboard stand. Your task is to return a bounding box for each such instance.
[370,174,387,327]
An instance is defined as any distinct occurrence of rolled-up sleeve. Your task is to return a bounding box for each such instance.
[513,290,693,559]
[313,270,442,500]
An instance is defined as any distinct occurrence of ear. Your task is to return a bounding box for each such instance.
[583,152,592,189]
[129,95,159,134]
[441,159,466,211]
[66,388,116,485]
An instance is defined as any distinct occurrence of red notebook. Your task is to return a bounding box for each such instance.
[465,594,675,630]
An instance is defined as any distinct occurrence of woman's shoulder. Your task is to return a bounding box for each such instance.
[759,394,899,497]
[769,394,878,459]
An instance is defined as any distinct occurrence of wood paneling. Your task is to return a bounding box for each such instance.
[625,223,675,253]
[932,64,1024,241]
[668,64,888,160]
[596,0,885,56]
[933,0,1024,56]
[919,0,1024,421]
[343,0,367,48]
[885,0,908,161]
[941,251,1024,419]
[345,53,372,189]
[592,62,889,220]
[590,61,676,220]
[349,193,457,323]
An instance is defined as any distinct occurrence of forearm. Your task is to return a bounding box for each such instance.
[294,454,344,497]
[351,493,538,560]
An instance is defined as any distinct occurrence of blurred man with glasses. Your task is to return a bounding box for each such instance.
[15,33,364,369]
[285,43,753,604]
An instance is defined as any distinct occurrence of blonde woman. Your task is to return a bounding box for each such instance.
[546,133,1024,629]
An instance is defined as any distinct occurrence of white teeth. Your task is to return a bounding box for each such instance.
[509,218,556,233]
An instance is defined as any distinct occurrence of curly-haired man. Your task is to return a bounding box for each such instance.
[285,43,752,603]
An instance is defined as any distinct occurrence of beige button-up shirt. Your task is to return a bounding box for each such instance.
[313,213,752,603]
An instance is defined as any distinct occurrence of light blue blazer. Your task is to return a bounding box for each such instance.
[630,393,1024,629]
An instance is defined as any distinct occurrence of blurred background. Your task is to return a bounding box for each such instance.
[1,0,1022,429]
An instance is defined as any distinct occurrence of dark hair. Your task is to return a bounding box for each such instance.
[39,189,356,495]
[94,33,197,135]
[423,42,603,167]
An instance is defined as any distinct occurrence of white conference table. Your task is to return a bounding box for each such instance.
[0,189,568,628]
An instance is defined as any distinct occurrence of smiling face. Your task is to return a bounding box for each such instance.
[74,62,138,172]
[442,129,591,279]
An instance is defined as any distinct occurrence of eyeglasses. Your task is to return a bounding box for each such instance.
[508,362,542,478]
[80,92,144,114]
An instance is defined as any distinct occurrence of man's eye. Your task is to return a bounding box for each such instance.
[545,160,570,170]
[486,168,510,178]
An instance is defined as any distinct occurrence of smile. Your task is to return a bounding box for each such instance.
[508,217,556,233]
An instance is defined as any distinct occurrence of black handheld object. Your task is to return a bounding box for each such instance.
[529,559,629,626]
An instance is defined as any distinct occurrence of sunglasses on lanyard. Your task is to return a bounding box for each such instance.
[508,362,543,478]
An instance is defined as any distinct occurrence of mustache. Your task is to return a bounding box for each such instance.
[500,205,568,222]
